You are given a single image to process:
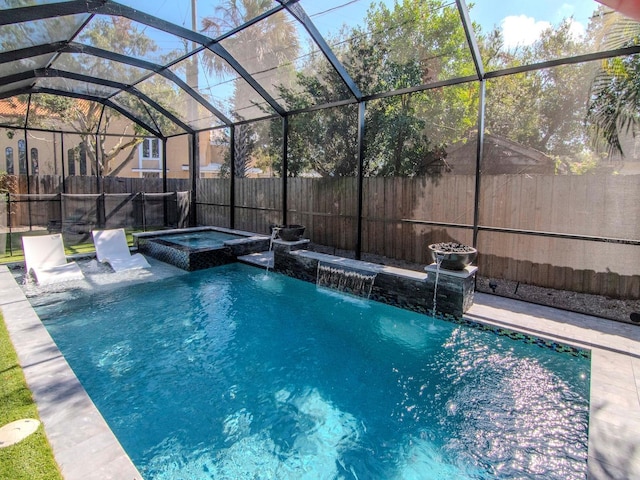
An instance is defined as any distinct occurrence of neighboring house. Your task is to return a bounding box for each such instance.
[446,133,556,175]
[0,99,228,179]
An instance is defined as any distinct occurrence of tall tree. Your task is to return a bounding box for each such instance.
[482,19,592,159]
[264,0,474,178]
[25,16,182,175]
[201,0,300,177]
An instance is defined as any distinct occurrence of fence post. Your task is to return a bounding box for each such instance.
[60,133,66,193]
[142,192,146,231]
[6,193,12,256]
[58,192,62,234]
[99,193,105,229]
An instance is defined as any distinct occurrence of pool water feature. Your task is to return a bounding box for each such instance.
[34,263,590,479]
[135,227,270,271]
[316,262,377,298]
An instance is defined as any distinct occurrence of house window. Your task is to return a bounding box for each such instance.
[18,139,26,174]
[30,148,38,175]
[140,138,162,165]
[5,147,13,174]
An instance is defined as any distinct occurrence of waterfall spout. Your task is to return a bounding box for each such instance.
[316,262,377,299]
[431,253,445,317]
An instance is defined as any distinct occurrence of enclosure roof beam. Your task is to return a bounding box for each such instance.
[206,43,285,117]
[0,0,103,26]
[0,69,194,135]
[96,1,285,116]
[456,0,485,79]
[62,43,233,125]
[0,1,270,123]
[0,41,66,64]
[122,90,194,135]
[0,84,163,138]
[0,40,231,126]
[280,0,363,101]
[484,45,640,79]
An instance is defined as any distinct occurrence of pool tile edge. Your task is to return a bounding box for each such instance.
[0,266,142,480]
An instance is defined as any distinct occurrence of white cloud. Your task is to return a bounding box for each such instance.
[501,15,551,49]
[500,11,587,50]
[566,17,586,40]
[558,3,577,19]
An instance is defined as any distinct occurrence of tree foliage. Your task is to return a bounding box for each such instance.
[585,8,640,156]
[201,0,300,177]
[481,20,592,158]
[22,16,183,175]
[260,0,474,178]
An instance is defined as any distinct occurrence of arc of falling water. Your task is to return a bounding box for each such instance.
[265,227,280,274]
[432,253,445,317]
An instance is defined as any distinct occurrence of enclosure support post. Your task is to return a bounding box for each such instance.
[162,138,168,193]
[142,192,147,232]
[355,101,366,260]
[282,116,289,227]
[190,132,199,226]
[60,133,66,194]
[7,193,13,256]
[24,97,31,196]
[95,133,101,194]
[230,125,236,229]
[23,128,33,230]
[162,137,168,227]
[472,79,486,248]
[23,128,29,190]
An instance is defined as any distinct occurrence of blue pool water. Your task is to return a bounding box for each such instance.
[160,230,244,249]
[35,263,590,479]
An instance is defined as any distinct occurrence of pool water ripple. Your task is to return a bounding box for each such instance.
[34,263,590,479]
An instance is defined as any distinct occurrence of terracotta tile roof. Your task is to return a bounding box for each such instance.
[0,96,93,119]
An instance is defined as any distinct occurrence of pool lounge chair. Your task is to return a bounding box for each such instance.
[92,228,151,272]
[22,234,85,285]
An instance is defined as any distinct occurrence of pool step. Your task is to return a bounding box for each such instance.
[238,251,274,269]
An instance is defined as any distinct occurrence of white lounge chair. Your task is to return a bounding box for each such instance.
[92,228,150,272]
[22,234,84,285]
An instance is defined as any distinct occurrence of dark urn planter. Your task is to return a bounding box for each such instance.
[428,242,477,271]
[272,224,306,241]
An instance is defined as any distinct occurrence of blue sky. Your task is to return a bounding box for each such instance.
[119,0,603,51]
[113,0,605,104]
[470,0,600,48]
[302,0,601,49]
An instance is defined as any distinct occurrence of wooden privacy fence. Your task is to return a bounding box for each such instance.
[5,175,191,247]
[6,174,640,298]
[15,174,190,194]
[7,192,190,243]
[198,175,640,299]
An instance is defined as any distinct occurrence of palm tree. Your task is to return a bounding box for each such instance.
[586,8,640,156]
[200,0,300,177]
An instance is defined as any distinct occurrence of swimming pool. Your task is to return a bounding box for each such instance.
[34,263,590,479]
[156,230,245,249]
[135,227,270,271]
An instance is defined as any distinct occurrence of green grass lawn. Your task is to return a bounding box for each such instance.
[0,313,63,480]
[1,230,139,265]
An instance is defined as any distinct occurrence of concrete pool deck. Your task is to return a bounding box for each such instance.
[0,262,638,479]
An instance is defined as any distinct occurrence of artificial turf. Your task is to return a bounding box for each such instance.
[0,313,63,480]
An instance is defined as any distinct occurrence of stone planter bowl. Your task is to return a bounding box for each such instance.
[428,243,477,271]
[273,224,306,241]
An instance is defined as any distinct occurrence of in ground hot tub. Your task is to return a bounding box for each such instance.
[134,227,270,271]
